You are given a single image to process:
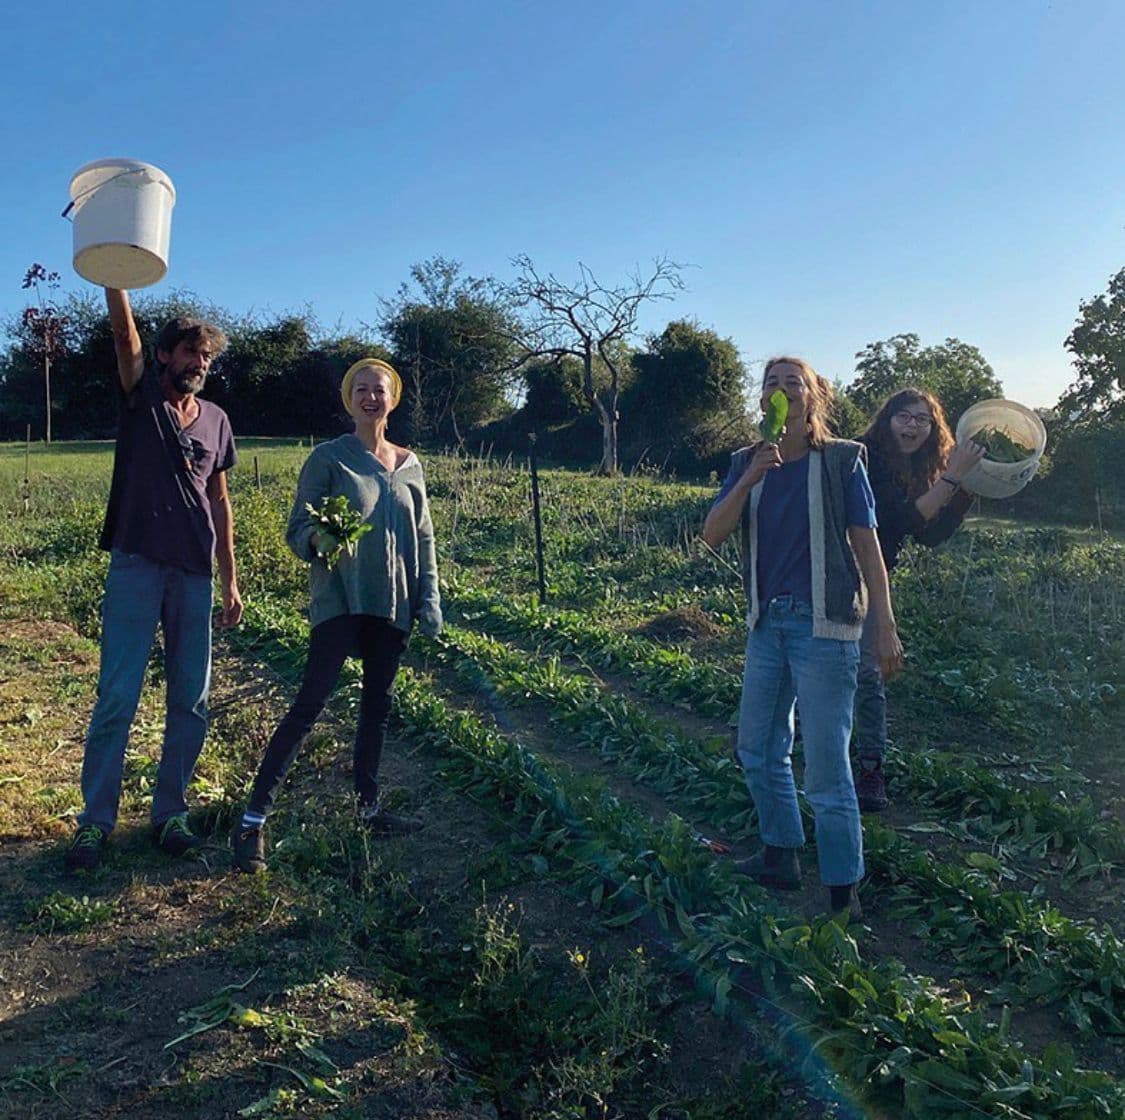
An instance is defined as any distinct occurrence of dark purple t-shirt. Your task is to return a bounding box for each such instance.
[98,367,236,575]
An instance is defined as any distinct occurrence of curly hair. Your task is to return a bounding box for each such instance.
[154,317,228,365]
[762,356,835,450]
[861,387,954,498]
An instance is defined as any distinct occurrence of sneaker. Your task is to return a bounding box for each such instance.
[152,813,202,857]
[855,759,888,812]
[733,845,802,890]
[64,825,107,872]
[359,806,423,836]
[828,883,863,922]
[230,820,267,874]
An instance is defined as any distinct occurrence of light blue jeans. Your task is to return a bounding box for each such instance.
[736,596,864,886]
[79,550,213,833]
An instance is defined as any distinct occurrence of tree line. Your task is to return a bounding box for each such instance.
[3,256,1124,522]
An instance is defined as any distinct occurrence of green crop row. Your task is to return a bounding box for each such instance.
[440,621,1125,1036]
[237,593,1125,1119]
[446,581,1124,869]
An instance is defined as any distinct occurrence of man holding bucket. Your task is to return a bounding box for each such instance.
[64,288,242,872]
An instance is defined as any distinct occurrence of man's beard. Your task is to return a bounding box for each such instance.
[172,369,206,395]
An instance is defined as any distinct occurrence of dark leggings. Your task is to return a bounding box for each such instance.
[248,615,406,816]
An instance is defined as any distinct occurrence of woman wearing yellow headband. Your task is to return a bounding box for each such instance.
[231,358,442,873]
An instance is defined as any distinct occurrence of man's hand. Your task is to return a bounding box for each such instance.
[219,582,244,628]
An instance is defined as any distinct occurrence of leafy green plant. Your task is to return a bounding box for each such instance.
[30,891,116,934]
[305,494,371,568]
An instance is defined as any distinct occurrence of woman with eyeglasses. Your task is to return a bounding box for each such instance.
[852,389,985,810]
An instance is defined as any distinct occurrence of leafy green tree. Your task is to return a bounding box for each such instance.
[849,334,1003,427]
[379,257,520,444]
[1059,266,1125,423]
[623,319,747,466]
[830,379,867,439]
[0,288,235,440]
[519,355,586,428]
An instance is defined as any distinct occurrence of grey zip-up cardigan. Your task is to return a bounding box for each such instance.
[730,439,868,641]
[286,434,442,635]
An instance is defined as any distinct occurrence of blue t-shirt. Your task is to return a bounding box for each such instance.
[99,367,237,576]
[715,452,877,608]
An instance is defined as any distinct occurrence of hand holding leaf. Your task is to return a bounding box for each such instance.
[305,495,371,569]
[759,390,789,444]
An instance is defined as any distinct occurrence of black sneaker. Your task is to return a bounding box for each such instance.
[230,820,267,874]
[64,825,107,872]
[855,759,889,812]
[152,813,202,857]
[733,845,802,890]
[359,806,423,836]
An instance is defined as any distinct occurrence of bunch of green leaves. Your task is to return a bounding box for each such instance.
[972,425,1036,463]
[304,494,371,568]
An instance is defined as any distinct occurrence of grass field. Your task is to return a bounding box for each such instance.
[0,439,1122,1120]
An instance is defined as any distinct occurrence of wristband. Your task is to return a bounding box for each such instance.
[940,476,960,491]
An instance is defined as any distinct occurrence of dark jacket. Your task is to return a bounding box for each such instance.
[862,444,972,571]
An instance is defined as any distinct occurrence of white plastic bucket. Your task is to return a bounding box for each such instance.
[955,399,1047,500]
[66,159,176,289]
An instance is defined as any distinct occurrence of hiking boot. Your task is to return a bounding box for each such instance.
[855,759,888,812]
[152,813,202,857]
[359,805,424,836]
[828,883,863,922]
[64,824,107,872]
[733,845,802,890]
[230,820,267,874]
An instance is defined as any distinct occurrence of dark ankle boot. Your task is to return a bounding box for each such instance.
[734,845,802,890]
[828,883,862,920]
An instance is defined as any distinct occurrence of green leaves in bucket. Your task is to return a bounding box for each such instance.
[759,390,789,444]
[972,426,1036,464]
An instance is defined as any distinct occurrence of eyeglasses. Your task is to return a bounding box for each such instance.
[893,411,933,430]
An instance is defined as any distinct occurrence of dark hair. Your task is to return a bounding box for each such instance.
[154,318,228,365]
[861,387,954,498]
[762,356,835,450]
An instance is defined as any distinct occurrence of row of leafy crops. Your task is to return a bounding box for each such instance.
[237,593,1125,1119]
[438,619,1125,1035]
[443,581,1125,868]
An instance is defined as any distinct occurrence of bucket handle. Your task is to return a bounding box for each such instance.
[61,168,149,220]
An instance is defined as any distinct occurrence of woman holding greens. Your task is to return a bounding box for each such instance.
[702,357,902,918]
[851,388,984,810]
[231,358,441,873]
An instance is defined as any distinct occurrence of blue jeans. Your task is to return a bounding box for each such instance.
[853,609,887,763]
[79,550,213,833]
[736,596,863,886]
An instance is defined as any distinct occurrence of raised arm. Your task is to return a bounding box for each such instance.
[104,288,144,392]
[913,440,986,522]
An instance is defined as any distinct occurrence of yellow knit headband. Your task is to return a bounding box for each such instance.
[341,358,403,415]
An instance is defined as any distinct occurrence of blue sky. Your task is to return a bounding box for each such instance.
[2,0,1122,410]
